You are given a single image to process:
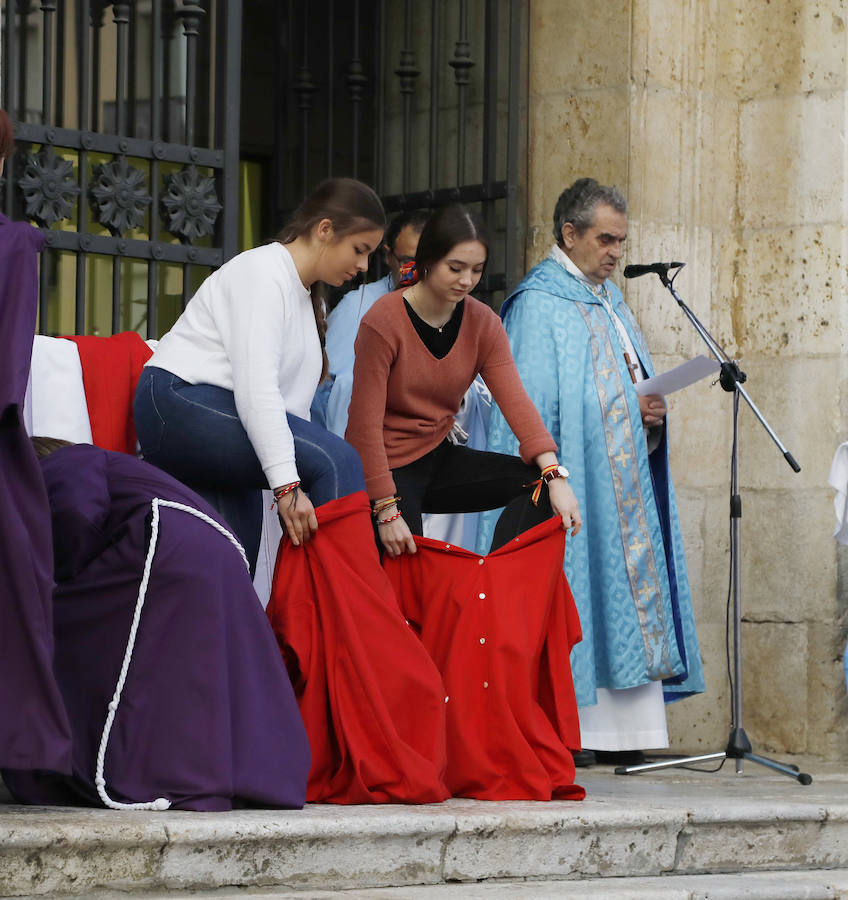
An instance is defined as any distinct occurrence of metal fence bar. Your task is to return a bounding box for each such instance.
[326,0,334,177]
[396,0,419,194]
[346,0,364,179]
[18,2,29,122]
[74,0,92,335]
[162,4,172,142]
[55,0,66,126]
[3,2,17,122]
[450,0,473,187]
[14,122,223,166]
[41,228,222,265]
[375,0,385,193]
[39,246,50,332]
[41,0,57,124]
[428,0,440,191]
[505,0,526,293]
[114,2,130,135]
[147,0,165,338]
[382,180,507,212]
[295,10,315,195]
[179,0,204,148]
[77,0,92,130]
[128,1,138,137]
[481,0,498,232]
[91,3,103,132]
[179,0,204,309]
[182,263,192,309]
[270,0,292,226]
[112,255,122,333]
[219,0,243,262]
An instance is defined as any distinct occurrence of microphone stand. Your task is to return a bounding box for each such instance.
[617,265,811,784]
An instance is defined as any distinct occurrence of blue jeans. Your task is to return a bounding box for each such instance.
[133,366,364,569]
[309,376,334,429]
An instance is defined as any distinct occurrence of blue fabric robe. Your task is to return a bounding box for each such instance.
[324,274,394,436]
[476,257,705,707]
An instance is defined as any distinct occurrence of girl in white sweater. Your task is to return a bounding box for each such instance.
[133,179,384,567]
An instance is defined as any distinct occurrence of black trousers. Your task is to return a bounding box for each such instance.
[390,440,552,552]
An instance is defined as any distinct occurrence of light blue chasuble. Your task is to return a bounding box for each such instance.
[476,255,705,706]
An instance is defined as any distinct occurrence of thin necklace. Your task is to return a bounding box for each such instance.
[407,285,450,332]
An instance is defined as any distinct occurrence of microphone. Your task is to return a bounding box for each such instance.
[623,261,685,279]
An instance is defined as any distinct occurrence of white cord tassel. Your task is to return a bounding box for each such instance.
[94,498,248,811]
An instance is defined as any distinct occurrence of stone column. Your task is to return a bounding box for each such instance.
[527,0,848,759]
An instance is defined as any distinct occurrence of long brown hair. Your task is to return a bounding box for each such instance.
[277,178,385,381]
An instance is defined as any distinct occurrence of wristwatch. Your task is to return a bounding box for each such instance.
[542,464,569,483]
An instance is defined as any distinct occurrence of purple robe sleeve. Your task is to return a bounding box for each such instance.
[0,213,73,772]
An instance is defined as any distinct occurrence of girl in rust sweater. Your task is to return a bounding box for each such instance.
[346,204,581,557]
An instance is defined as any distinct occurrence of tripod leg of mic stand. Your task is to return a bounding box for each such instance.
[615,752,727,776]
[743,752,813,785]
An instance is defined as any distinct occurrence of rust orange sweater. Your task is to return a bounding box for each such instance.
[346,289,557,499]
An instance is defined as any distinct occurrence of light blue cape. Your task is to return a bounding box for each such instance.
[477,257,705,705]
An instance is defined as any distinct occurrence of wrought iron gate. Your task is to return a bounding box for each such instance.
[1,0,242,338]
[2,0,526,335]
[273,0,528,306]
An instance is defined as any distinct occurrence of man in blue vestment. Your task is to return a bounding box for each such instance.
[316,209,429,435]
[478,178,705,765]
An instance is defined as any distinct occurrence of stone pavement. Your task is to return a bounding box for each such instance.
[1,756,846,898]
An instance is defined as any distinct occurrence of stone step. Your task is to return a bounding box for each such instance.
[13,870,848,900]
[2,765,845,898]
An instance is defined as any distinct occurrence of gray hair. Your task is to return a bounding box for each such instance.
[552,178,627,245]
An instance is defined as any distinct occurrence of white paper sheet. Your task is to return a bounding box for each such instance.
[634,355,721,396]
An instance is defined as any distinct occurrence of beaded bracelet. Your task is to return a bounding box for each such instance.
[524,464,561,507]
[372,495,401,517]
[271,481,301,509]
[376,510,403,526]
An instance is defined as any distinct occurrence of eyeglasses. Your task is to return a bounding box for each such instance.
[388,249,415,265]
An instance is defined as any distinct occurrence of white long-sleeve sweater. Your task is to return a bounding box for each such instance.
[146,242,322,488]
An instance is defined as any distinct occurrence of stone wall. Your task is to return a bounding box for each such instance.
[527,0,848,758]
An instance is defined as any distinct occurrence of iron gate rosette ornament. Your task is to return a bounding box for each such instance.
[89,156,152,237]
[19,145,81,228]
[161,165,222,243]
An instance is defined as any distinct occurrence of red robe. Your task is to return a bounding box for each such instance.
[384,517,585,801]
[267,492,449,804]
[62,331,152,454]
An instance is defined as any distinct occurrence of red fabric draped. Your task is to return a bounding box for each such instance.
[383,518,585,801]
[267,491,449,804]
[62,332,152,454]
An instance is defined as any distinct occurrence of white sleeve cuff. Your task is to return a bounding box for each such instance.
[264,460,301,491]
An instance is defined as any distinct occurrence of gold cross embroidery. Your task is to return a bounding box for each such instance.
[630,535,648,556]
[597,363,614,381]
[622,494,638,514]
[608,402,624,424]
[613,446,632,468]
[637,581,654,605]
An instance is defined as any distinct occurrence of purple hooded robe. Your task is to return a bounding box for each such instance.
[4,446,310,810]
